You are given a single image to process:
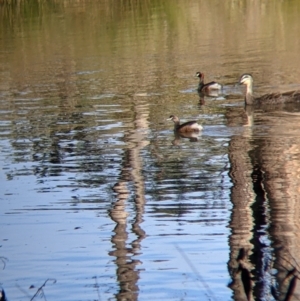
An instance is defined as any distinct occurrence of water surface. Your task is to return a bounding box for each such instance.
[1,1,300,300]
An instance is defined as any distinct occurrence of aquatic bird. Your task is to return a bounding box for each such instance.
[168,115,203,132]
[196,71,222,94]
[239,73,300,105]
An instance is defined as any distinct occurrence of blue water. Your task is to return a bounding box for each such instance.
[1,1,300,300]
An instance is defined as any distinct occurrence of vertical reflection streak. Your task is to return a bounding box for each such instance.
[109,97,149,300]
[227,105,300,301]
[255,114,300,301]
[227,118,256,301]
[227,106,273,301]
[250,164,271,300]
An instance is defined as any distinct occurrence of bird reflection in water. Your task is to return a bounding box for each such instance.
[171,131,202,145]
[197,92,224,106]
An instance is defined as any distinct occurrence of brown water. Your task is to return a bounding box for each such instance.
[1,1,300,300]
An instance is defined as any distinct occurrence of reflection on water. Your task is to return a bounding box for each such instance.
[109,96,148,300]
[171,131,202,145]
[1,0,300,300]
[227,104,300,301]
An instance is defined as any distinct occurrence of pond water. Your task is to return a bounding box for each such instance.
[1,1,300,300]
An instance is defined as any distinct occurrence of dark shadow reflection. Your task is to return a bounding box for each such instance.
[198,91,223,106]
[226,103,300,301]
[227,107,255,301]
[171,131,202,145]
[108,96,148,301]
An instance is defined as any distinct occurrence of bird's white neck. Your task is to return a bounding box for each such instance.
[244,81,254,105]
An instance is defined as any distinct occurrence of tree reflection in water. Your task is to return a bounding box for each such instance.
[109,97,148,300]
[227,103,300,301]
